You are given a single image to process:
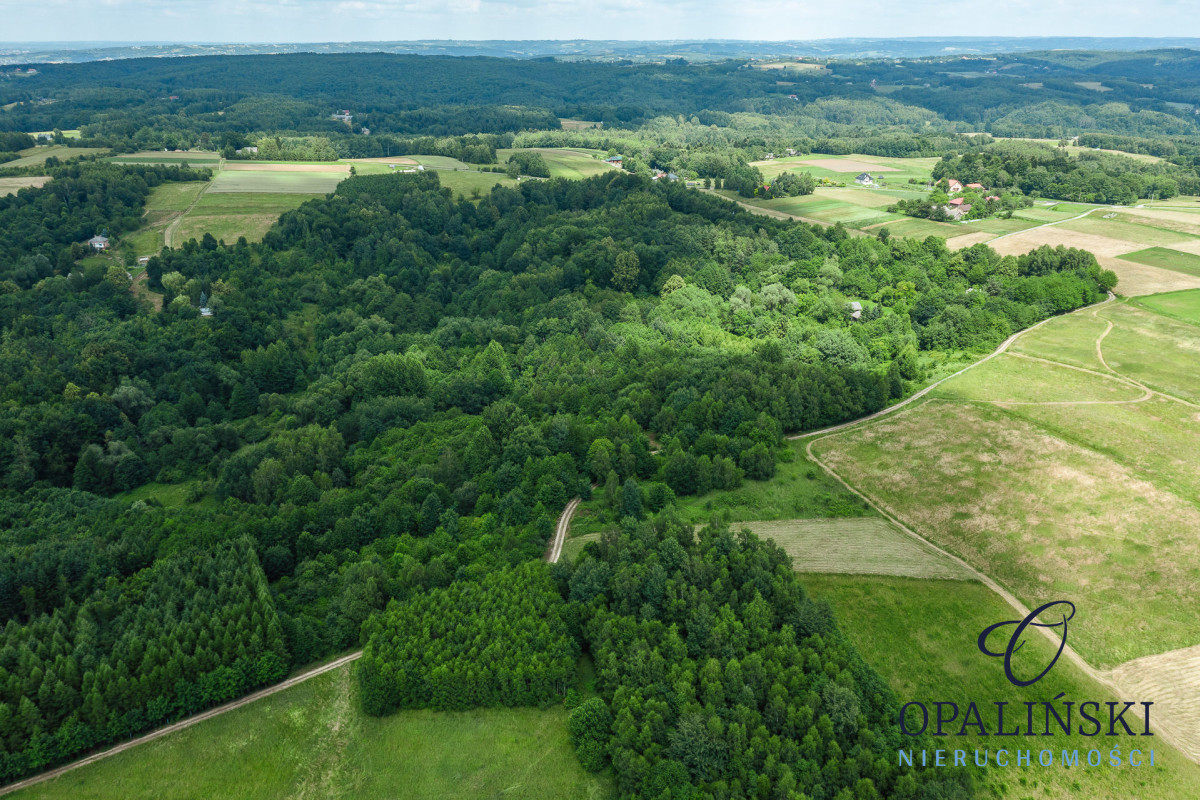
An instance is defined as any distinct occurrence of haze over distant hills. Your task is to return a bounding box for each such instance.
[4,37,1200,65]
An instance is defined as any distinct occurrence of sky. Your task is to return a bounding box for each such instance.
[0,0,1196,43]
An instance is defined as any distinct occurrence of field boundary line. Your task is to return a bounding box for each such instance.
[0,651,363,797]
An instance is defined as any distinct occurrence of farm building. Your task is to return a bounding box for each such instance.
[966,182,985,189]
[855,173,873,185]
[604,155,623,168]
[87,235,109,250]
[332,110,352,122]
[948,197,966,206]
[848,301,863,320]
[947,179,964,193]
[943,204,972,220]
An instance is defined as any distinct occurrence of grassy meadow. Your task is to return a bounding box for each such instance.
[805,574,1200,800]
[811,295,1200,669]
[13,663,612,800]
[0,176,49,195]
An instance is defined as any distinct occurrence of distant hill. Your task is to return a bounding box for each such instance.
[4,37,1200,65]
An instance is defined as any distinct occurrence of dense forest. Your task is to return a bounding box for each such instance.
[562,516,975,799]
[931,139,1200,202]
[0,158,1113,786]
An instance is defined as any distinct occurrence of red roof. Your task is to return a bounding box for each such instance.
[966,183,984,189]
[949,197,966,205]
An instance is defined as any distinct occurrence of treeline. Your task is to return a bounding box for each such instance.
[932,140,1200,202]
[560,514,976,798]
[357,563,576,715]
[0,539,287,782]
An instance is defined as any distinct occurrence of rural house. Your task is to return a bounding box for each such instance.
[855,173,873,185]
[87,235,109,250]
[947,179,963,193]
[943,203,972,220]
[848,301,863,320]
[332,109,352,122]
[948,197,966,206]
[604,155,623,168]
[966,182,985,190]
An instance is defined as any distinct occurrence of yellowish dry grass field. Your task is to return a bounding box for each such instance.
[812,399,1200,668]
[738,518,971,579]
[0,176,49,195]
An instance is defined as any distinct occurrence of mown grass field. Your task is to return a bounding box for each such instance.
[1119,246,1200,278]
[740,518,971,579]
[1133,288,1200,324]
[14,663,612,800]
[805,574,1200,800]
[1098,301,1200,403]
[8,145,108,167]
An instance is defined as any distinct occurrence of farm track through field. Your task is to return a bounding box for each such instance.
[163,169,219,249]
[795,291,1200,764]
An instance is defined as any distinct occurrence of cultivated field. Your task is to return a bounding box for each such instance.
[739,518,971,579]
[0,176,49,195]
[11,662,612,800]
[208,168,347,194]
[107,151,221,166]
[805,574,1200,799]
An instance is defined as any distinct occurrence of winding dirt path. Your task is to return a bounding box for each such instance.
[163,180,213,249]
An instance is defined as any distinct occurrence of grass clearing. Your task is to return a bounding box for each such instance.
[805,574,1200,799]
[813,399,1200,668]
[0,176,49,195]
[1118,246,1200,278]
[108,151,220,166]
[740,518,971,579]
[12,663,612,800]
[436,170,521,197]
[145,181,209,212]
[172,193,313,244]
[1061,216,1199,248]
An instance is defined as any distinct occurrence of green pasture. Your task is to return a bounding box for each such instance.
[931,352,1144,404]
[175,193,312,244]
[497,147,617,180]
[1118,246,1200,278]
[12,663,612,800]
[146,181,209,212]
[805,574,1200,800]
[1099,302,1200,403]
[437,170,521,197]
[1132,288,1200,325]
[1008,312,1111,370]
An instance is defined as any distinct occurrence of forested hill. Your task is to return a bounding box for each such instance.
[3,49,1200,139]
[0,168,1111,784]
